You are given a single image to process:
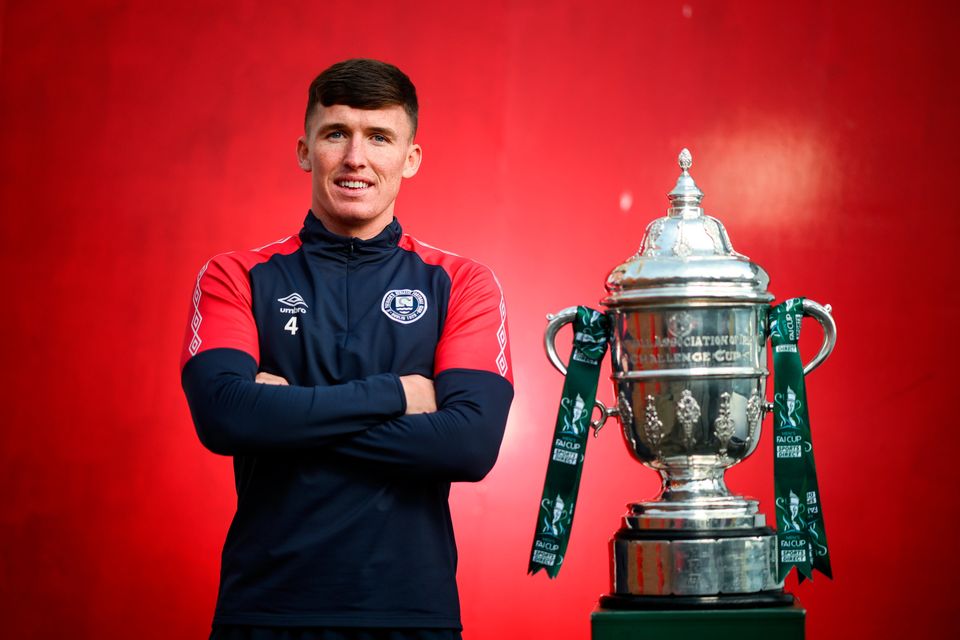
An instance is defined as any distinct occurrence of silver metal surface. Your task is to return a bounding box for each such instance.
[544,306,579,376]
[591,400,619,436]
[801,299,837,375]
[611,533,781,596]
[543,149,837,600]
[625,498,766,530]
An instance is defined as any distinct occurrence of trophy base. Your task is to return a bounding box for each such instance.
[599,590,794,610]
[611,526,781,597]
[591,600,806,640]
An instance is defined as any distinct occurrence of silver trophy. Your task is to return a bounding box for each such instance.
[545,149,836,607]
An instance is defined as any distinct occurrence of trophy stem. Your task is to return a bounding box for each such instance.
[627,460,764,530]
[657,460,731,503]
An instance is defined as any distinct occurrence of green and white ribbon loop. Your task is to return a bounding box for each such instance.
[770,298,832,583]
[529,307,610,578]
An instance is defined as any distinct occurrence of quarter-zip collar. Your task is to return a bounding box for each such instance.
[299,211,402,262]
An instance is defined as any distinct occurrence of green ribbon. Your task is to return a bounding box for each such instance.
[529,307,610,578]
[770,298,832,583]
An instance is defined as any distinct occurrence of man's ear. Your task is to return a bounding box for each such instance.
[296,136,311,172]
[402,143,422,179]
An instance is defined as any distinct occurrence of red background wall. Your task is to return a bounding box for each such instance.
[2,1,957,637]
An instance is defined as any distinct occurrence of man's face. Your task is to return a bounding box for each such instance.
[297,103,421,238]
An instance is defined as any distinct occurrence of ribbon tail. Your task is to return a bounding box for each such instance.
[778,563,794,584]
[527,563,560,579]
[813,555,833,580]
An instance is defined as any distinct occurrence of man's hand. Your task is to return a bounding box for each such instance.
[399,374,436,414]
[256,371,289,385]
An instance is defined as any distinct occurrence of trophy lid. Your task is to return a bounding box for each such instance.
[603,149,773,307]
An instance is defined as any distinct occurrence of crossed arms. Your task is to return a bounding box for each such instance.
[181,348,513,482]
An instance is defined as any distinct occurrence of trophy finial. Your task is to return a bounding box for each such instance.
[668,147,703,208]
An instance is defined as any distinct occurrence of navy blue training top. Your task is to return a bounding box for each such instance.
[180,214,513,628]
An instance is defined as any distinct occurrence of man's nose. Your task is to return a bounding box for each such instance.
[343,137,366,168]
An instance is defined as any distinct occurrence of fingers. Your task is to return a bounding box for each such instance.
[399,374,437,414]
[256,371,289,386]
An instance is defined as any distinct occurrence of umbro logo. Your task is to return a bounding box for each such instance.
[278,293,308,314]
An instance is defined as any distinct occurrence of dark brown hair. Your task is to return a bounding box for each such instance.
[305,59,419,136]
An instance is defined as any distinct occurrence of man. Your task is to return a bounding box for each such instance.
[180,59,513,640]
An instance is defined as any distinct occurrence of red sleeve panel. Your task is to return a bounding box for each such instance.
[179,235,302,370]
[400,235,513,385]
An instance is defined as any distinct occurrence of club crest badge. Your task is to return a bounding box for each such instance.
[381,289,428,324]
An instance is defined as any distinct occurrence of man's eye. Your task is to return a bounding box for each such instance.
[372,134,388,143]
[327,131,345,139]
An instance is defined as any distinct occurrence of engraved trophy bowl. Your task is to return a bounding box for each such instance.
[543,149,837,606]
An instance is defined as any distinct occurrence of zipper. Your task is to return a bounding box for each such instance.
[343,240,356,345]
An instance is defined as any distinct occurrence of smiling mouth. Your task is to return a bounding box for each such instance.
[335,179,372,191]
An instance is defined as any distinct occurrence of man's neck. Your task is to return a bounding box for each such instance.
[310,210,394,240]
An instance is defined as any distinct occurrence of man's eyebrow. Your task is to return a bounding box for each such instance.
[366,126,397,139]
[314,123,398,139]
[315,122,348,135]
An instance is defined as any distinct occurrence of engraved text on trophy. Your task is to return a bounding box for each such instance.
[612,307,764,373]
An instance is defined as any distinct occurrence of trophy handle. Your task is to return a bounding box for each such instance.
[545,306,617,437]
[544,306,579,375]
[800,299,837,376]
[590,400,618,437]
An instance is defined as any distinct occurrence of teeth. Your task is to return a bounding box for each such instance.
[338,180,369,189]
